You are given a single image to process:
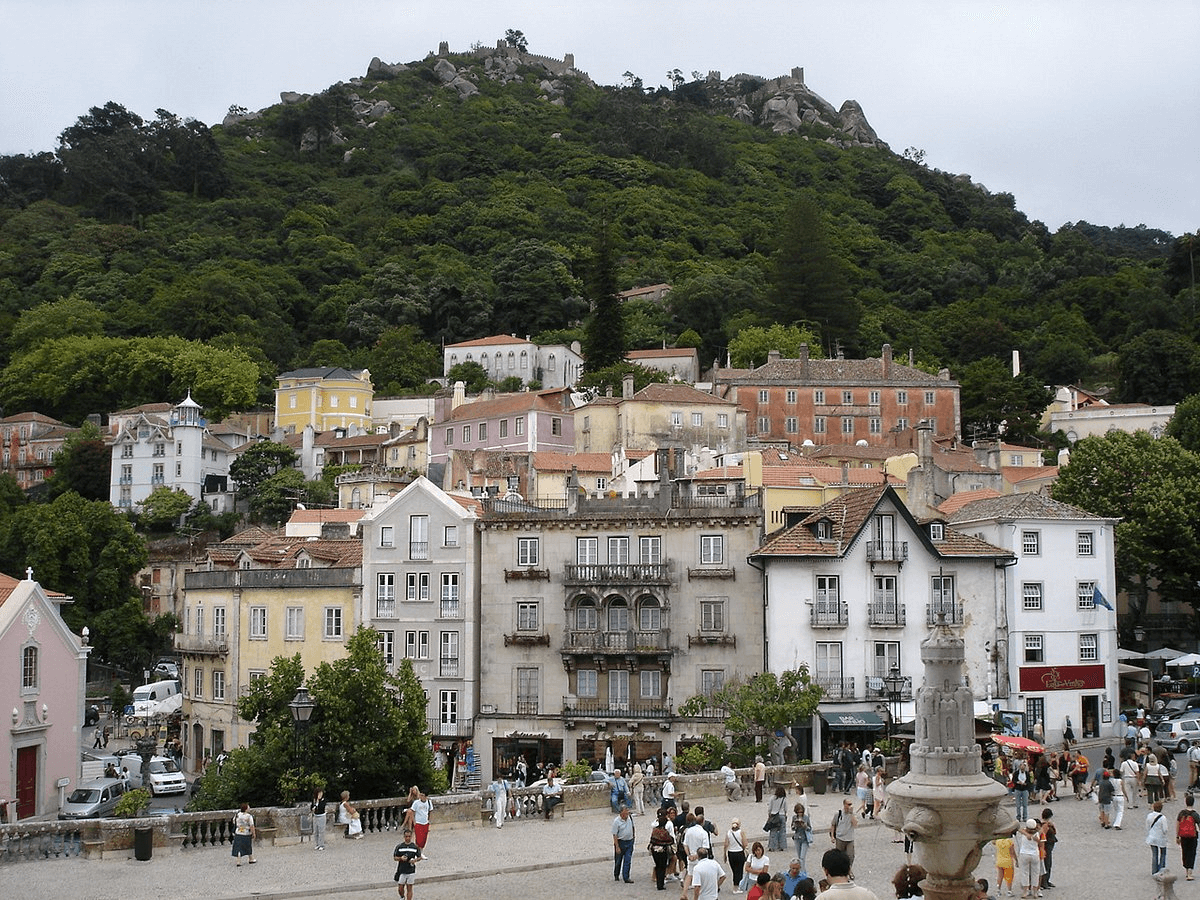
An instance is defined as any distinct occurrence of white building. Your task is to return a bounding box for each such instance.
[443,335,584,390]
[109,394,237,513]
[358,477,481,754]
[949,492,1120,745]
[750,484,1013,759]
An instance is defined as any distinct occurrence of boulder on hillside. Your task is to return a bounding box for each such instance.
[280,91,307,104]
[367,57,408,77]
[434,58,459,83]
[837,100,884,147]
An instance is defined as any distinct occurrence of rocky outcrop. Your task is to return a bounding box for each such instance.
[367,57,408,77]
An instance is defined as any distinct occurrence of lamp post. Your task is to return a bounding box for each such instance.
[883,665,906,746]
[1134,626,1153,717]
[289,685,315,768]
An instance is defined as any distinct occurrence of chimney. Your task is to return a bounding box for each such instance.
[1012,350,1021,377]
[767,349,781,364]
[451,381,466,410]
[799,344,809,377]
[622,373,635,399]
[882,343,892,379]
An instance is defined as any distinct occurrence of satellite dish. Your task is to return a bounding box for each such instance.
[856,440,868,447]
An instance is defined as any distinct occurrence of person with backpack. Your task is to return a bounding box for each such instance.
[1177,793,1200,881]
[1147,800,1170,876]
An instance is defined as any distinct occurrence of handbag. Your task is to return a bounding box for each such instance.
[347,815,363,836]
[764,813,783,831]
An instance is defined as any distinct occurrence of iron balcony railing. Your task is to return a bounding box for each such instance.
[868,601,906,627]
[815,676,856,700]
[926,601,963,626]
[562,630,670,652]
[563,563,671,585]
[866,541,908,562]
[811,600,849,627]
[562,698,674,719]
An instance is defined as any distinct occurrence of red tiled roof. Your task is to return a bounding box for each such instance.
[445,334,531,349]
[633,383,733,406]
[627,348,697,360]
[1003,466,1058,484]
[287,509,365,525]
[937,489,1004,517]
[442,389,569,422]
[531,452,610,474]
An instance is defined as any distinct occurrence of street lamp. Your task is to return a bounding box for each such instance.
[883,665,906,746]
[289,685,315,767]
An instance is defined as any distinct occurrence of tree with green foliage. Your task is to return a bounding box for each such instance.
[46,421,110,501]
[582,228,626,369]
[194,631,436,810]
[445,361,490,393]
[1117,329,1200,404]
[503,29,528,52]
[958,358,1053,444]
[728,323,823,368]
[766,194,859,356]
[1052,431,1200,616]
[9,296,106,349]
[679,668,822,766]
[137,486,194,532]
[230,441,298,500]
[1166,393,1200,453]
[367,326,441,394]
[576,362,667,399]
[250,468,306,526]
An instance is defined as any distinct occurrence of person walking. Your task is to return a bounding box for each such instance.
[310,788,328,850]
[1147,800,1170,876]
[612,806,636,883]
[741,842,770,893]
[691,846,727,900]
[1013,818,1041,899]
[631,763,646,816]
[754,757,767,803]
[409,789,433,857]
[1144,754,1168,805]
[1177,793,1200,881]
[1038,808,1057,890]
[766,786,789,852]
[92,725,103,749]
[723,817,747,893]
[992,832,1015,897]
[489,774,508,828]
[650,808,677,891]
[1120,754,1141,810]
[791,801,812,874]
[1097,770,1114,829]
[1109,769,1126,830]
[829,798,857,869]
[232,802,257,867]
[392,826,420,899]
[1012,760,1032,823]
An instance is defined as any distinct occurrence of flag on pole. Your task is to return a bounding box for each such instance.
[1093,586,1114,610]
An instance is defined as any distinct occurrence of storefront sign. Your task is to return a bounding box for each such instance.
[1018,664,1106,692]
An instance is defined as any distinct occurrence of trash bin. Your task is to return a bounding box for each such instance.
[812,768,828,794]
[134,826,153,861]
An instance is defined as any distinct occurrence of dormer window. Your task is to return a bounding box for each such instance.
[929,523,945,541]
[815,520,832,540]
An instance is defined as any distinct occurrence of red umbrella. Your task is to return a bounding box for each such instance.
[991,733,1043,753]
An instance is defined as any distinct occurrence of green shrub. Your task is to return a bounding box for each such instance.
[114,788,152,818]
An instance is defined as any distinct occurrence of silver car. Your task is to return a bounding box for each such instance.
[1156,715,1200,752]
[58,777,127,820]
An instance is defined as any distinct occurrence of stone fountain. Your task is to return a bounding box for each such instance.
[880,619,1017,900]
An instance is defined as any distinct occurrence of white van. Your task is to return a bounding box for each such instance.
[131,680,179,716]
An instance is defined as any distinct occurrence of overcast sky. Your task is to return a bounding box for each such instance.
[2,0,1196,235]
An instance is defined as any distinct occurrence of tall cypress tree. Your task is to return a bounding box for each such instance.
[582,226,626,370]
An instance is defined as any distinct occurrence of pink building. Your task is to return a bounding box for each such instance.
[0,572,88,819]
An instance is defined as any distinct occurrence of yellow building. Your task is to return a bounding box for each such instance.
[274,367,374,434]
[177,529,361,771]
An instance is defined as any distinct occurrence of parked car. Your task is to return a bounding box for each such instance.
[143,756,187,796]
[1149,695,1200,726]
[1155,715,1200,752]
[58,777,127,820]
[152,658,180,680]
[84,704,101,726]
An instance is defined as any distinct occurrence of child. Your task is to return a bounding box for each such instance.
[992,833,1015,897]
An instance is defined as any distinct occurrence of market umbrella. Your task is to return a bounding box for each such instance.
[991,733,1043,753]
[1144,647,1188,660]
[1166,653,1200,668]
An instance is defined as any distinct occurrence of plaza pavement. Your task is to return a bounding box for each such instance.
[14,742,1195,900]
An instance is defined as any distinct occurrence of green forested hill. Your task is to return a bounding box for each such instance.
[0,49,1193,429]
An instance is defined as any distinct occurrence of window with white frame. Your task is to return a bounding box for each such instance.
[518,537,539,566]
[597,477,608,491]
[641,669,662,699]
[196,606,205,638]
[607,599,629,632]
[324,606,343,639]
[21,645,37,691]
[842,416,854,435]
[925,391,935,405]
[405,630,429,659]
[1022,531,1041,555]
[440,631,459,676]
[816,575,840,604]
[1022,583,1043,610]
[873,642,900,678]
[194,667,204,698]
[1024,634,1044,663]
[440,690,458,726]
[757,416,770,433]
[786,417,799,434]
[1077,581,1096,609]
[897,417,909,429]
[445,427,453,446]
[841,390,853,405]
[517,601,539,631]
[758,389,769,404]
[444,525,459,547]
[701,669,725,697]
[551,417,562,435]
[717,414,728,428]
[897,390,907,405]
[671,411,683,428]
[286,607,304,640]
[640,536,662,564]
[441,573,459,614]
[576,537,598,565]
[380,525,394,548]
[577,669,598,697]
[814,390,825,404]
[700,534,724,565]
[250,606,267,639]
[608,536,630,564]
[406,572,430,601]
[869,390,881,406]
[1079,633,1098,661]
[814,416,826,434]
[462,424,471,444]
[786,389,798,404]
[575,598,597,631]
[249,669,266,687]
[691,412,703,427]
[639,597,661,631]
[1077,531,1095,556]
[409,515,429,559]
[478,421,487,441]
[815,642,843,688]
[700,598,725,632]
[499,419,508,438]
[213,606,226,639]
[377,630,394,665]
[212,670,225,701]
[377,573,397,617]
[869,417,881,434]
[517,667,539,713]
[515,417,524,435]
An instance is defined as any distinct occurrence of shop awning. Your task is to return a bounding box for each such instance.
[823,711,886,730]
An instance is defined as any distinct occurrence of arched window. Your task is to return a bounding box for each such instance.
[639,596,661,632]
[575,597,597,631]
[520,351,528,370]
[508,352,515,370]
[350,487,362,508]
[548,353,557,371]
[480,352,488,368]
[21,645,38,691]
[607,597,629,632]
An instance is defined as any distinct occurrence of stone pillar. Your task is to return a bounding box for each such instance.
[880,620,1015,900]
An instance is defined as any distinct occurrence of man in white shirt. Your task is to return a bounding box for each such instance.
[1187,743,1200,790]
[690,847,726,900]
[1120,755,1141,809]
[661,773,677,808]
[721,762,740,801]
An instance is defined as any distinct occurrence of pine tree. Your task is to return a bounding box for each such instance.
[582,226,626,370]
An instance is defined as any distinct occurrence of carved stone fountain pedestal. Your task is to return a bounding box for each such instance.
[880,622,1017,900]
